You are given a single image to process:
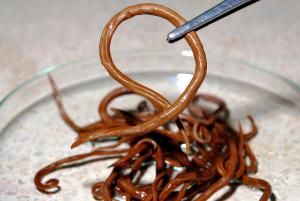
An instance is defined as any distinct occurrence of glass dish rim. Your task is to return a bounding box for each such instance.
[1,48,300,108]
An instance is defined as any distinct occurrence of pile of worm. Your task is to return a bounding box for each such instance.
[34,3,272,201]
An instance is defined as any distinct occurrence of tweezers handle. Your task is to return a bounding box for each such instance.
[167,0,255,42]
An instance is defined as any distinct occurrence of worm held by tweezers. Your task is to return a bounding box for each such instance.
[34,3,272,201]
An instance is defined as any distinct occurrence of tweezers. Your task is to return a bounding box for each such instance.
[167,0,259,43]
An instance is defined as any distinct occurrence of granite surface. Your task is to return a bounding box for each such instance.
[0,1,300,200]
[0,0,299,99]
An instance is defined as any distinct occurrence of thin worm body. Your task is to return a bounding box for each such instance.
[34,3,272,201]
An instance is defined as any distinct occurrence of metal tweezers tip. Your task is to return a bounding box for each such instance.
[167,32,177,43]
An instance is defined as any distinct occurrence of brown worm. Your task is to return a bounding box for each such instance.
[34,149,128,192]
[34,3,272,201]
[71,3,207,148]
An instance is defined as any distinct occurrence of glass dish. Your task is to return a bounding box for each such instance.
[0,49,299,201]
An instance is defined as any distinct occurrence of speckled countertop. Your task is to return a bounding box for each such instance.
[0,0,299,99]
[0,1,300,201]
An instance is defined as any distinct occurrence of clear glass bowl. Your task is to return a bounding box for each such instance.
[0,49,299,200]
